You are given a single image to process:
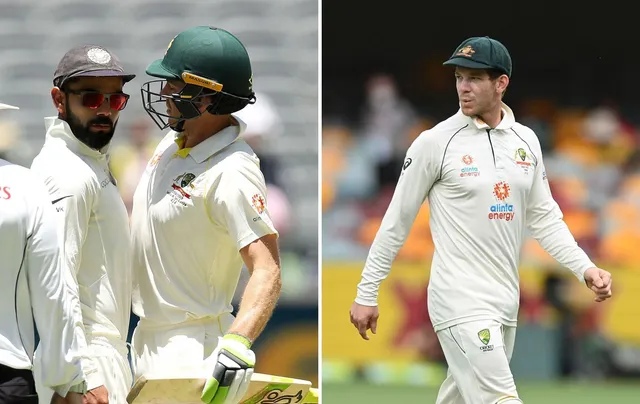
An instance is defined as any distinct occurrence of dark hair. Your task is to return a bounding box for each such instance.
[58,77,80,91]
[487,69,508,98]
[487,69,507,80]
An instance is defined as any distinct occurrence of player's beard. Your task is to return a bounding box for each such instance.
[66,108,117,150]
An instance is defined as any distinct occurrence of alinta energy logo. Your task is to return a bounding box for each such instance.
[460,154,480,177]
[488,181,515,221]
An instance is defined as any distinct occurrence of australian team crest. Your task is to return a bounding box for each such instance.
[514,147,532,174]
[478,329,490,345]
[169,172,197,205]
[477,328,494,352]
[177,172,196,187]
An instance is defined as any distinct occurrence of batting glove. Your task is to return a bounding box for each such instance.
[201,334,255,404]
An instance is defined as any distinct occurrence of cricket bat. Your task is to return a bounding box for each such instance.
[126,372,319,404]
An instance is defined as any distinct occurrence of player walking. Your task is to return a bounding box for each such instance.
[350,36,612,404]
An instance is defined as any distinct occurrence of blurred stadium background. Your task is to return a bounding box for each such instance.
[322,2,640,402]
[0,0,318,386]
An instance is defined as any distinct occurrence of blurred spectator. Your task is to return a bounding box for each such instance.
[357,74,419,187]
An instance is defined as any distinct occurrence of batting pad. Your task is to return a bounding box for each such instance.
[127,372,319,403]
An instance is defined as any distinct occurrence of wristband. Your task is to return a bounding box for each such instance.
[224,332,253,349]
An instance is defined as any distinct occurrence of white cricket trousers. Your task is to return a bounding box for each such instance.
[435,319,523,404]
[131,313,234,381]
[34,337,132,404]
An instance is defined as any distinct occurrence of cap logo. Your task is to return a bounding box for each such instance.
[87,48,111,65]
[164,35,177,57]
[456,45,475,58]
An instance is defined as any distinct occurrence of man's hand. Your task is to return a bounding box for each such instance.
[350,302,379,340]
[202,334,255,404]
[50,392,83,404]
[83,385,108,404]
[66,392,84,404]
[584,267,613,302]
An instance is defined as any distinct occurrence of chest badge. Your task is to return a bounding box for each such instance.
[169,172,196,204]
[514,148,532,174]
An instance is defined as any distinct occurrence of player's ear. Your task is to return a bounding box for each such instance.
[51,87,66,116]
[497,75,509,94]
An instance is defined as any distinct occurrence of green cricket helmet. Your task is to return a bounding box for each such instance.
[141,26,256,131]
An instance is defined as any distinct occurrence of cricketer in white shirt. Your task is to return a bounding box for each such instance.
[30,117,133,402]
[353,102,613,403]
[357,102,595,327]
[129,116,278,378]
[0,155,87,397]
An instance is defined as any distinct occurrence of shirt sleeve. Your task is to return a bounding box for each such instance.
[50,176,104,389]
[26,179,87,396]
[355,132,440,306]
[525,140,595,282]
[207,160,278,250]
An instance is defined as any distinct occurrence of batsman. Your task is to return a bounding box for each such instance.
[130,26,282,404]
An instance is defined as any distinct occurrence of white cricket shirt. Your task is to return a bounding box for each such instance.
[356,103,595,331]
[130,117,278,325]
[0,159,86,395]
[31,117,132,388]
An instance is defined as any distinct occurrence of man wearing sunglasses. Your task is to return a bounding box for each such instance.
[131,26,282,404]
[30,45,136,404]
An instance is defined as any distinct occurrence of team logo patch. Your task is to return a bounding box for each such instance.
[164,34,178,57]
[456,45,475,57]
[168,172,197,206]
[252,194,266,214]
[179,173,196,187]
[489,181,515,221]
[87,48,111,64]
[478,328,490,345]
[514,147,532,174]
[477,328,494,352]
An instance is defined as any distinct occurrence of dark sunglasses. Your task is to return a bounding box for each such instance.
[66,90,130,111]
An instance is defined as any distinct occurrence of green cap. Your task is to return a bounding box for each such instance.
[443,36,512,77]
[146,26,253,97]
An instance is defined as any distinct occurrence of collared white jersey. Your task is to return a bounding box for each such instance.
[356,103,594,331]
[0,159,86,395]
[130,118,278,325]
[31,117,132,386]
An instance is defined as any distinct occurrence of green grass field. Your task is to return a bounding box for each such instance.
[323,380,640,403]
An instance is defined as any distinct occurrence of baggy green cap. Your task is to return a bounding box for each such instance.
[443,36,512,77]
